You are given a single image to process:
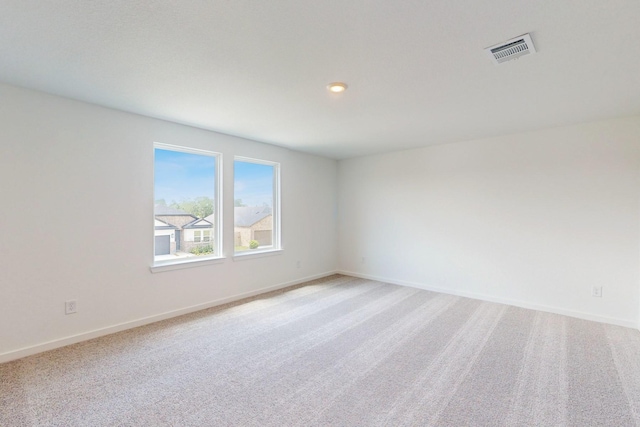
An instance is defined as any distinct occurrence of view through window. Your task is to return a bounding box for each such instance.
[154,144,219,263]
[234,158,280,253]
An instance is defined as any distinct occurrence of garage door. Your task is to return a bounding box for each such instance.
[253,230,272,246]
[155,235,171,255]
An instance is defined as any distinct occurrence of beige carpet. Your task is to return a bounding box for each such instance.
[2,275,640,426]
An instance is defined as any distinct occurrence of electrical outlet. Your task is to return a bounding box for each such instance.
[65,300,77,314]
[361,257,366,264]
[592,286,603,298]
[296,260,301,269]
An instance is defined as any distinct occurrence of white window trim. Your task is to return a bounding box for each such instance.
[152,142,223,269]
[150,256,226,273]
[232,248,283,261]
[233,156,281,255]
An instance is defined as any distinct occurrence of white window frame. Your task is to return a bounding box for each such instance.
[193,230,211,243]
[151,142,224,272]
[233,156,281,258]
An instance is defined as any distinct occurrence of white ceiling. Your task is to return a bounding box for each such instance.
[1,1,639,159]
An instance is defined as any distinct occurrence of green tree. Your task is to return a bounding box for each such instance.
[234,198,247,207]
[170,196,214,218]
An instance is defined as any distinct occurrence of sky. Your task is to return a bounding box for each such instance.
[154,148,274,207]
[154,148,216,203]
[234,160,274,207]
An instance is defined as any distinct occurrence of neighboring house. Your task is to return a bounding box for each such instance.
[182,214,215,253]
[154,218,179,256]
[234,206,272,248]
[154,205,214,256]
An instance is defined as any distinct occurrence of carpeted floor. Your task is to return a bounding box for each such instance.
[1,274,640,426]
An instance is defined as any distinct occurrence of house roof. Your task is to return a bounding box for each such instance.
[154,218,178,230]
[2,2,639,159]
[154,204,195,217]
[234,206,272,227]
[184,217,214,229]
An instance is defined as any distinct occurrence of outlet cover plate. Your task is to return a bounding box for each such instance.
[65,300,77,314]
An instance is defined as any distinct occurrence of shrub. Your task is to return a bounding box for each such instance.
[249,240,259,249]
[190,245,214,256]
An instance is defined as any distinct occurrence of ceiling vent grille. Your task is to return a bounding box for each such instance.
[485,33,536,64]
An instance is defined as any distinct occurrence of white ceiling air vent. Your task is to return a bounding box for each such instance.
[485,33,536,65]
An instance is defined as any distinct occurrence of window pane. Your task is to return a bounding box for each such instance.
[234,159,279,252]
[154,146,218,262]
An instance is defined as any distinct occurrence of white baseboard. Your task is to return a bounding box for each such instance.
[338,270,638,329]
[0,271,338,364]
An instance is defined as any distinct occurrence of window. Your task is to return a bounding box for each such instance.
[194,230,211,243]
[234,157,280,254]
[153,143,221,264]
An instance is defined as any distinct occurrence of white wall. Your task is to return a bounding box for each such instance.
[0,84,338,361]
[338,117,640,327]
[2,82,639,364]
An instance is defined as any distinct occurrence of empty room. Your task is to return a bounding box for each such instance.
[1,1,640,426]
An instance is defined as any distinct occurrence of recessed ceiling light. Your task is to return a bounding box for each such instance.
[327,82,348,93]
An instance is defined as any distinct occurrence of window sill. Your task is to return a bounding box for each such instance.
[150,256,226,273]
[232,248,283,261]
